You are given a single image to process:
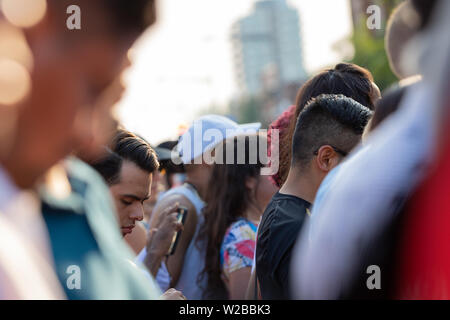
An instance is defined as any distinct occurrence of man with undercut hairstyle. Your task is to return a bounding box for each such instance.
[255,94,372,299]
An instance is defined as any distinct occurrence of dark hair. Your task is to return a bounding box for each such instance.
[198,135,266,299]
[113,129,159,174]
[155,140,185,188]
[90,148,123,185]
[295,63,376,113]
[90,129,159,185]
[157,140,178,150]
[279,63,377,183]
[292,94,372,167]
[369,77,421,131]
[50,0,156,34]
[103,0,156,33]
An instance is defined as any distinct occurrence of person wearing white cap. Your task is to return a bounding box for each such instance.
[136,115,260,299]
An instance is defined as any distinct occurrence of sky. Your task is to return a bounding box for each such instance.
[117,0,353,145]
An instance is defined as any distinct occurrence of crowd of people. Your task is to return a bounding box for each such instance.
[0,0,449,300]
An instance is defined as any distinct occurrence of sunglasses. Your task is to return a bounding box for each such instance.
[313,145,348,157]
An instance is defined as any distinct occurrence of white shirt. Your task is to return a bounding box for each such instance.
[0,165,65,299]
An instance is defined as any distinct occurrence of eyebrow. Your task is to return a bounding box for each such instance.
[121,194,150,202]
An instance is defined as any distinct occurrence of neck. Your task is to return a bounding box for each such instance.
[1,158,36,190]
[244,201,263,223]
[279,166,318,204]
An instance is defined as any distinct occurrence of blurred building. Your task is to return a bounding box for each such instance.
[231,0,306,96]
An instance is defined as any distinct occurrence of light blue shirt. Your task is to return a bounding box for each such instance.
[308,164,342,243]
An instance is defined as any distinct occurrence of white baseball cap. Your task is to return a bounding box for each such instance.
[176,114,261,164]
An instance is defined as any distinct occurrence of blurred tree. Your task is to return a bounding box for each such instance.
[348,0,403,92]
[349,21,397,91]
[229,96,267,127]
[197,96,268,127]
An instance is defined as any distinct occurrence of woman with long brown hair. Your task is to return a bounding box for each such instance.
[275,63,381,186]
[198,134,278,299]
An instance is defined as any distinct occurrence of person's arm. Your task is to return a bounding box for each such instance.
[245,267,260,300]
[144,216,183,277]
[228,267,252,300]
[144,202,183,276]
[148,194,197,286]
[222,224,256,300]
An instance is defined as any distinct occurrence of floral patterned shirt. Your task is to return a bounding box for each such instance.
[220,218,258,279]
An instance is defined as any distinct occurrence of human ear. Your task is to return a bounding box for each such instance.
[315,145,339,172]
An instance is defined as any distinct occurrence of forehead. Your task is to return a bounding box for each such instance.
[114,160,151,198]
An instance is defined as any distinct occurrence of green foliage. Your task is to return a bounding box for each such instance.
[348,0,404,92]
[349,22,397,92]
[229,96,267,126]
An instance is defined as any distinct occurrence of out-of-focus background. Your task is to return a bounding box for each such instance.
[118,0,402,144]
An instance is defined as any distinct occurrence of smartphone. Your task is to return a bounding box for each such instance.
[167,206,188,256]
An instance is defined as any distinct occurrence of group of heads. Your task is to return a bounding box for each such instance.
[275,62,380,186]
[197,91,373,298]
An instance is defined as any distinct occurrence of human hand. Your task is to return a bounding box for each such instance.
[146,202,184,259]
[160,288,187,300]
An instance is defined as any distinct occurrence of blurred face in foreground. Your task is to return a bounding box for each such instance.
[3,2,143,188]
[109,160,152,236]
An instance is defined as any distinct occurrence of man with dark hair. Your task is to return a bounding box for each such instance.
[91,130,159,236]
[255,94,372,299]
[90,131,185,291]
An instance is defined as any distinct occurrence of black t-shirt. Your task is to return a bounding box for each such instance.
[256,192,310,300]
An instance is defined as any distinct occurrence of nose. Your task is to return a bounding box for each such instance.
[130,205,144,222]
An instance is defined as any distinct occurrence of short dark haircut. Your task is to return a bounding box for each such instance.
[369,85,407,132]
[49,0,156,34]
[90,148,122,185]
[369,77,421,131]
[156,140,185,176]
[113,129,159,174]
[102,0,156,33]
[90,129,159,185]
[291,94,373,168]
[278,63,377,184]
